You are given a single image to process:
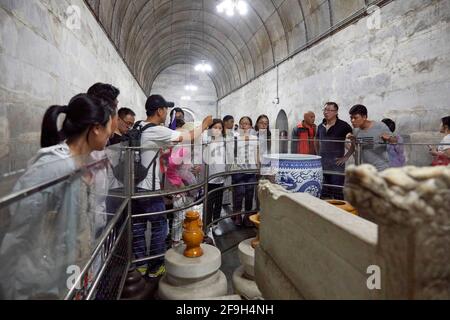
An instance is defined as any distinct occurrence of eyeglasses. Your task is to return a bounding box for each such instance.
[323,108,337,113]
[120,118,134,128]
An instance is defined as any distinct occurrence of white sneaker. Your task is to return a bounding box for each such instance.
[207,228,214,239]
[213,225,223,236]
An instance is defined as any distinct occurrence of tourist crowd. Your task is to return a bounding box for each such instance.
[0,82,448,299]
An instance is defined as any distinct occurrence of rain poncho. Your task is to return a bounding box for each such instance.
[0,144,106,300]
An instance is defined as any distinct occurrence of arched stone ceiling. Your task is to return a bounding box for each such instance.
[85,0,384,98]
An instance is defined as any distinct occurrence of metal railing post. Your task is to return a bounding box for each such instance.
[355,141,362,166]
[202,163,210,234]
[124,147,134,265]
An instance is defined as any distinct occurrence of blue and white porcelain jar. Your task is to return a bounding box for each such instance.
[263,154,323,197]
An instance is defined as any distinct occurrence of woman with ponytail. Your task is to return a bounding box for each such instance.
[0,94,114,300]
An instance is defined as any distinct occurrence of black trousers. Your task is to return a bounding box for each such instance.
[232,174,257,213]
[207,183,225,225]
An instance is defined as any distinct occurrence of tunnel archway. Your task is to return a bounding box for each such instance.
[151,64,218,122]
[275,109,289,153]
[275,110,289,135]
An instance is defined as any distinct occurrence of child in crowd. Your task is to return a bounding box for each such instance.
[165,119,198,247]
[204,119,227,236]
[381,118,406,167]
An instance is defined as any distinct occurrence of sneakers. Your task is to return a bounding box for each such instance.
[204,228,217,246]
[213,225,223,236]
[148,264,166,278]
[207,228,214,239]
[137,266,148,276]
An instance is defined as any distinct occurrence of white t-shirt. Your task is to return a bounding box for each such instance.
[438,134,450,152]
[138,124,182,191]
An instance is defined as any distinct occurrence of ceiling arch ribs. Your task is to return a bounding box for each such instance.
[133,19,246,88]
[85,0,391,99]
[128,7,259,91]
[149,57,223,97]
[141,29,244,86]
[143,46,230,95]
[141,38,237,92]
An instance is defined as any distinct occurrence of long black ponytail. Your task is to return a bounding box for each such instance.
[41,94,113,148]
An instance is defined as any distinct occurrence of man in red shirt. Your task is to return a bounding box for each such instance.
[291,111,317,155]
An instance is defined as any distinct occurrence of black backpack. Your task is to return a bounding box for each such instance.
[112,121,160,187]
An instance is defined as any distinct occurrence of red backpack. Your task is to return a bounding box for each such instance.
[431,154,450,166]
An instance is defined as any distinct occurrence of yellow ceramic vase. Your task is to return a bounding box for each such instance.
[326,200,358,216]
[249,214,261,249]
[183,211,204,258]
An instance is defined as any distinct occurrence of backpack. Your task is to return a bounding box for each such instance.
[431,154,450,166]
[112,121,160,187]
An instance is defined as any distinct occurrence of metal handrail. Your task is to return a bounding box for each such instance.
[2,140,448,208]
[0,158,109,210]
[132,253,166,266]
[2,138,449,300]
[206,210,259,230]
[64,198,128,300]
[131,196,206,219]
[86,215,130,300]
[131,181,206,199]
[207,182,259,197]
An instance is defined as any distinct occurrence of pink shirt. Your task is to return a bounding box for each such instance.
[166,147,196,187]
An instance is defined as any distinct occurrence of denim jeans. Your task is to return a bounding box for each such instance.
[106,193,167,269]
[132,196,167,269]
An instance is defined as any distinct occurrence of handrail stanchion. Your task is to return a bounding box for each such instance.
[202,163,210,234]
[355,141,362,166]
[125,147,134,265]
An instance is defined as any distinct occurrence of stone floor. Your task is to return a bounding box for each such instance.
[140,206,257,300]
[215,216,257,295]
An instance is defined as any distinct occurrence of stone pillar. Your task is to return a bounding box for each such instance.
[157,211,228,300]
[157,244,228,300]
[345,165,450,299]
[232,238,262,299]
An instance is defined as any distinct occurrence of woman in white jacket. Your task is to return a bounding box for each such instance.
[0,94,114,300]
[204,119,227,236]
[231,117,259,227]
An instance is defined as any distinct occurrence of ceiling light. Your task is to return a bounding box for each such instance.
[217,0,248,16]
[236,1,248,15]
[185,84,198,92]
[181,96,192,101]
[194,61,212,73]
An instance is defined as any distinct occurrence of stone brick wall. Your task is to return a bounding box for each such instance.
[0,0,147,175]
[218,0,450,157]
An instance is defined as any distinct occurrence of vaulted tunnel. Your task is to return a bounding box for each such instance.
[85,0,384,98]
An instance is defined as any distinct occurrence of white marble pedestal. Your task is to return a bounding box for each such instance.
[232,238,262,299]
[158,244,228,300]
